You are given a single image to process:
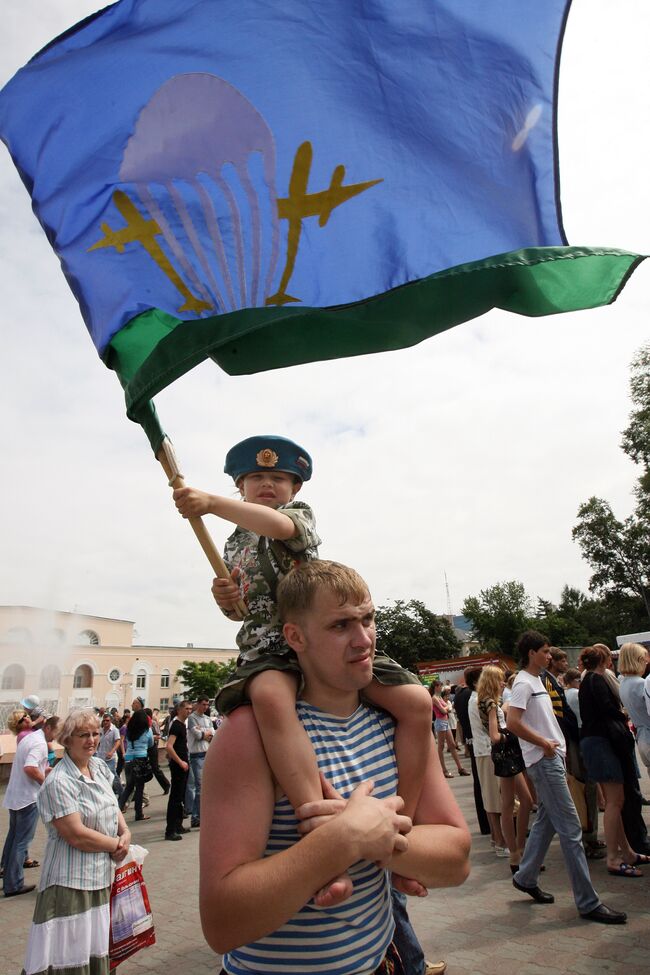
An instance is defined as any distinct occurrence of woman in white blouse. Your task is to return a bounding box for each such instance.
[22,709,131,975]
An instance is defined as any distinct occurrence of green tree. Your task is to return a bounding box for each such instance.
[462,581,533,655]
[533,593,589,648]
[175,658,237,700]
[572,497,650,618]
[374,600,461,673]
[622,344,650,494]
[573,344,650,619]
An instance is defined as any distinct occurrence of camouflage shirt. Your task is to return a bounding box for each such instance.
[223,501,320,661]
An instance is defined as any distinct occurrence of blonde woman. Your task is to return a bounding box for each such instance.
[618,642,650,775]
[22,709,131,975]
[477,665,532,872]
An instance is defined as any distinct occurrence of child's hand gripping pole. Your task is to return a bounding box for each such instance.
[157,437,247,621]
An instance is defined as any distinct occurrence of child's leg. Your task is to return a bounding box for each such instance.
[248,670,352,907]
[363,681,433,819]
[248,670,322,808]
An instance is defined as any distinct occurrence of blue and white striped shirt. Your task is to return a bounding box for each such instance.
[224,702,397,975]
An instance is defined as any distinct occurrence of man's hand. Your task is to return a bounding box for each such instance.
[340,781,411,867]
[542,739,561,758]
[173,486,214,519]
[212,570,245,612]
[111,828,131,863]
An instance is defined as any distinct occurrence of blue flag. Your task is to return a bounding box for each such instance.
[0,0,643,450]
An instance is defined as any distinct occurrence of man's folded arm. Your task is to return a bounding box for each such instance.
[388,735,471,888]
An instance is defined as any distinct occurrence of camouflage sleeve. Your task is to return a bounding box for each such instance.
[279,502,321,554]
[219,532,241,620]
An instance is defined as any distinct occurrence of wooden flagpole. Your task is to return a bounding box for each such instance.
[157,437,246,620]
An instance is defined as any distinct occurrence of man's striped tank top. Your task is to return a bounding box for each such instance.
[224,701,398,975]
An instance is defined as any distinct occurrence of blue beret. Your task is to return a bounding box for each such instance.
[224,435,313,483]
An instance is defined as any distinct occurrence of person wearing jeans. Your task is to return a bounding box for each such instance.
[2,718,59,896]
[187,696,214,828]
[507,630,625,925]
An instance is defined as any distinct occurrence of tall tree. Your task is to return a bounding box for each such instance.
[374,600,461,673]
[572,343,650,620]
[621,343,650,519]
[462,581,533,655]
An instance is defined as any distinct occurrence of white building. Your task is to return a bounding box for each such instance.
[0,605,236,732]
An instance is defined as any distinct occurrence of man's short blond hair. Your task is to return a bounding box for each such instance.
[277,561,370,622]
[618,642,648,676]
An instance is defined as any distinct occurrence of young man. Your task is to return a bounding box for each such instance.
[199,561,471,973]
[186,696,214,828]
[165,699,191,841]
[507,630,626,924]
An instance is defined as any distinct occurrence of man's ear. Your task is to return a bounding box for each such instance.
[291,480,302,500]
[283,619,306,655]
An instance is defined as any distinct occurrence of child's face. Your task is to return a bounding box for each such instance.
[239,471,300,508]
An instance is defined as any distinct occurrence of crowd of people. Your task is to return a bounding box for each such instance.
[3,634,650,971]
[442,633,650,926]
[1,692,228,975]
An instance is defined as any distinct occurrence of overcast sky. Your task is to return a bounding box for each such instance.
[1,1,648,652]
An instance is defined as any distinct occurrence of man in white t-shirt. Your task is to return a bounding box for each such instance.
[507,631,626,925]
[2,717,58,896]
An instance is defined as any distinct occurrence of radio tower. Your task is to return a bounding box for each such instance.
[444,571,453,625]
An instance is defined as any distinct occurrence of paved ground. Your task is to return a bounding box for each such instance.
[2,763,649,975]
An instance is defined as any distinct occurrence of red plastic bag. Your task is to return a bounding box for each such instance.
[109,845,155,969]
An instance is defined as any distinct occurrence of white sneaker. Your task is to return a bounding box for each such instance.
[494,846,510,857]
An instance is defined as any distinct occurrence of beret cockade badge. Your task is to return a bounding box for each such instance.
[256,448,279,468]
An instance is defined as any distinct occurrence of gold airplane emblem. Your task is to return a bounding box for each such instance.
[89,191,212,315]
[266,141,382,306]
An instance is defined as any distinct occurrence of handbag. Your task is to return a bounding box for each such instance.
[490,730,525,778]
[131,756,153,783]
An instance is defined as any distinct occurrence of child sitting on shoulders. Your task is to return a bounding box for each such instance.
[174,434,432,905]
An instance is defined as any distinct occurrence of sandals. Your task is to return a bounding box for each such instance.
[584,845,605,860]
[458,768,470,776]
[443,771,454,778]
[632,853,650,866]
[607,862,642,878]
[23,859,40,869]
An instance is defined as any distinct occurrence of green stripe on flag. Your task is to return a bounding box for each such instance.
[105,245,644,452]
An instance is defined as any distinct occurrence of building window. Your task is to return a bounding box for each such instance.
[160,670,170,688]
[76,630,100,646]
[108,668,121,683]
[136,669,147,689]
[39,665,61,689]
[73,664,93,689]
[159,697,169,710]
[2,663,26,690]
